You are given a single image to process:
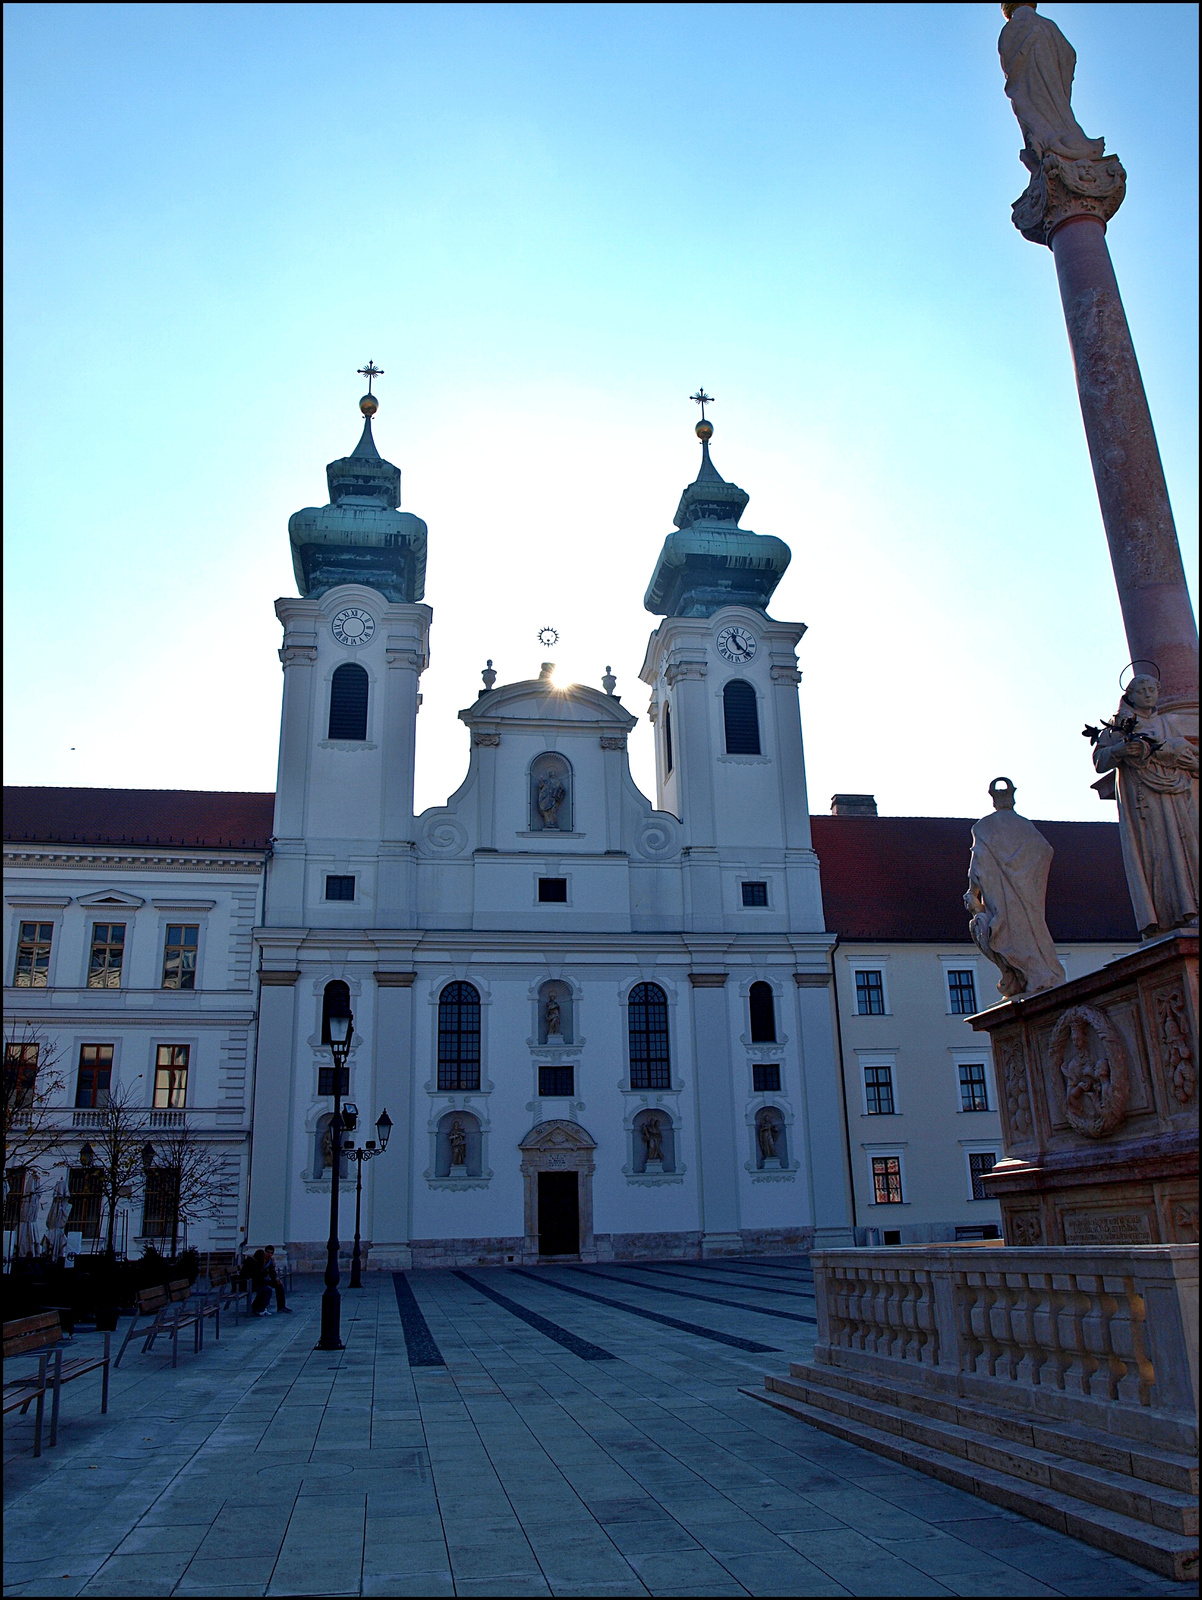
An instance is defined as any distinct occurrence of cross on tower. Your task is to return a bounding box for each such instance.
[690,388,714,420]
[357,360,384,394]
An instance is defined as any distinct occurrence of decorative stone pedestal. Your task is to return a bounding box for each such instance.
[969,933,1197,1247]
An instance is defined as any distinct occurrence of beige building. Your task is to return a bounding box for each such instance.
[815,798,1137,1245]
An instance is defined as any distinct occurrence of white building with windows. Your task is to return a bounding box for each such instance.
[2,394,1137,1265]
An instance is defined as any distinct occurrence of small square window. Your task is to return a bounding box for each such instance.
[948,969,978,1014]
[864,1063,895,1115]
[318,1065,350,1096]
[538,877,567,903]
[958,1062,990,1112]
[538,1064,574,1097]
[741,881,768,907]
[752,1063,781,1093]
[325,875,355,901]
[855,969,885,1015]
[969,1151,998,1201]
[871,1155,903,1205]
[882,1229,902,1245]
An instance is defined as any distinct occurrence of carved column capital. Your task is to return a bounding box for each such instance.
[473,731,501,747]
[665,657,708,687]
[278,645,318,667]
[599,735,627,751]
[385,648,425,670]
[770,663,802,684]
[1012,151,1126,247]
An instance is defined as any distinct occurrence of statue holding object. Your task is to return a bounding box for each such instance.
[965,778,1065,1000]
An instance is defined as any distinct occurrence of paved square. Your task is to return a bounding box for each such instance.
[4,1259,1191,1597]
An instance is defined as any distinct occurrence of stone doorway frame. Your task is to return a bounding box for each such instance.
[518,1119,597,1262]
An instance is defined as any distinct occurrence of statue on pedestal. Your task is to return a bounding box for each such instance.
[757,1117,778,1164]
[537,775,565,830]
[641,1114,663,1166]
[544,989,562,1040]
[1089,675,1199,937]
[999,3,1104,164]
[448,1117,467,1170]
[965,778,1066,999]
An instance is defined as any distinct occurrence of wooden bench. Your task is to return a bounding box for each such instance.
[206,1265,241,1322]
[4,1312,110,1456]
[116,1281,203,1368]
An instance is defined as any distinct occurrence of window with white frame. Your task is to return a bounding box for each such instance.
[863,1062,895,1115]
[968,1150,998,1200]
[947,968,978,1014]
[957,1061,990,1112]
[854,969,886,1015]
[870,1154,904,1205]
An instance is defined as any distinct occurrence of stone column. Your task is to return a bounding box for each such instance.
[688,972,742,1255]
[793,971,855,1249]
[246,970,300,1246]
[369,971,416,1269]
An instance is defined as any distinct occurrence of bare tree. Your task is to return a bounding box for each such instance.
[143,1119,238,1259]
[79,1084,151,1261]
[3,1019,67,1191]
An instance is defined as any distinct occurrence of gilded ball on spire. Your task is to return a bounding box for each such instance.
[695,419,713,442]
[359,393,379,418]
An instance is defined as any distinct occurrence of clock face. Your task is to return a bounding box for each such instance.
[331,607,376,647]
[716,625,757,664]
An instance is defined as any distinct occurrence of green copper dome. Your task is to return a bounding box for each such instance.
[288,397,427,603]
[644,426,790,617]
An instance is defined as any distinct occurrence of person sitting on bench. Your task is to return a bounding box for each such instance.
[263,1246,292,1314]
[248,1250,273,1317]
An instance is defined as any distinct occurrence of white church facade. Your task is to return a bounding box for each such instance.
[3,388,1137,1267]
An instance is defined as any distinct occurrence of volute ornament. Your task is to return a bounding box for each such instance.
[1049,1004,1129,1138]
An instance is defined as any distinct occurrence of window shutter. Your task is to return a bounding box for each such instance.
[328,664,369,740]
[722,680,760,755]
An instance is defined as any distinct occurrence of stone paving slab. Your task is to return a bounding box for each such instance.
[3,1257,1193,1597]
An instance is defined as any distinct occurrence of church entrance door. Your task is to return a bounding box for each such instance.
[537,1171,579,1256]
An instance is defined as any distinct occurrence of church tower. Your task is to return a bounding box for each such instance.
[268,373,431,928]
[639,402,824,934]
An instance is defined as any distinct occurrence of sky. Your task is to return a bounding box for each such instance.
[4,2,1197,823]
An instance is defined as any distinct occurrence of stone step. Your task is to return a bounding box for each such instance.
[741,1383,1199,1584]
[766,1370,1197,1537]
[785,1360,1199,1497]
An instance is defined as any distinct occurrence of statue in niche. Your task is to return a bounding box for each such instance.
[544,989,562,1039]
[320,1120,335,1172]
[537,774,566,830]
[641,1114,663,1165]
[965,778,1065,999]
[448,1117,468,1170]
[1089,676,1199,937]
[757,1118,779,1163]
[998,3,1105,165]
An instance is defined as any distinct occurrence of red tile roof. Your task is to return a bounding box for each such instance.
[810,814,1136,943]
[3,788,1135,942]
[3,788,274,851]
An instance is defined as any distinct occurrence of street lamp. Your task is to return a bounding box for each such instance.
[318,1002,353,1350]
[343,1108,392,1289]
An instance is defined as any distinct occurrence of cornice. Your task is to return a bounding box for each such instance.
[5,849,265,875]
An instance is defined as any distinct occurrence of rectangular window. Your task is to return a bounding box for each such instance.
[538,877,567,903]
[948,969,978,1014]
[161,925,199,989]
[87,923,126,989]
[154,1045,190,1108]
[318,1065,350,1097]
[864,1063,895,1115]
[855,969,885,1015]
[143,1167,181,1238]
[75,1044,113,1108]
[741,881,769,907]
[68,1166,103,1239]
[325,875,355,901]
[4,1167,27,1228]
[14,922,53,987]
[969,1151,998,1201]
[752,1063,781,1093]
[538,1064,574,1097]
[4,1043,39,1110]
[871,1155,903,1205]
[663,704,673,775]
[958,1062,990,1112]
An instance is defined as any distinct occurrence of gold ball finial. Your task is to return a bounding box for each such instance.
[695,419,713,442]
[359,393,379,417]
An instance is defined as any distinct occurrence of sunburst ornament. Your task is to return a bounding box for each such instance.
[538,626,559,648]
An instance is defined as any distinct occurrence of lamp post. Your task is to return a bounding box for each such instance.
[317,1003,353,1351]
[344,1108,392,1289]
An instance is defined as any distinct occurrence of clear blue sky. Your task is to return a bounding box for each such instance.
[4,2,1197,821]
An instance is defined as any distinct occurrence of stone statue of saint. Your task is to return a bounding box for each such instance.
[537,775,566,830]
[448,1118,468,1169]
[641,1114,663,1165]
[320,1120,335,1171]
[757,1118,778,1163]
[544,989,562,1039]
[1092,676,1199,937]
[965,778,1066,999]
[998,3,1105,165]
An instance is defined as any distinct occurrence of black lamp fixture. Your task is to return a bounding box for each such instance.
[343,1105,392,1289]
[141,1141,156,1173]
[317,996,353,1351]
[79,1142,95,1168]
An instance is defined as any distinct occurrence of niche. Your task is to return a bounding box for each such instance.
[754,1107,787,1170]
[435,1110,482,1178]
[529,752,572,832]
[538,980,573,1044]
[313,1113,349,1180]
[632,1107,676,1175]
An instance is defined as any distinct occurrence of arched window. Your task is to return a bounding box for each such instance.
[749,981,776,1043]
[663,705,674,775]
[438,982,481,1091]
[628,982,670,1089]
[723,680,760,755]
[328,663,369,741]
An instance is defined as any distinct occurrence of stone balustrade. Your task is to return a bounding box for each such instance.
[812,1244,1198,1438]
